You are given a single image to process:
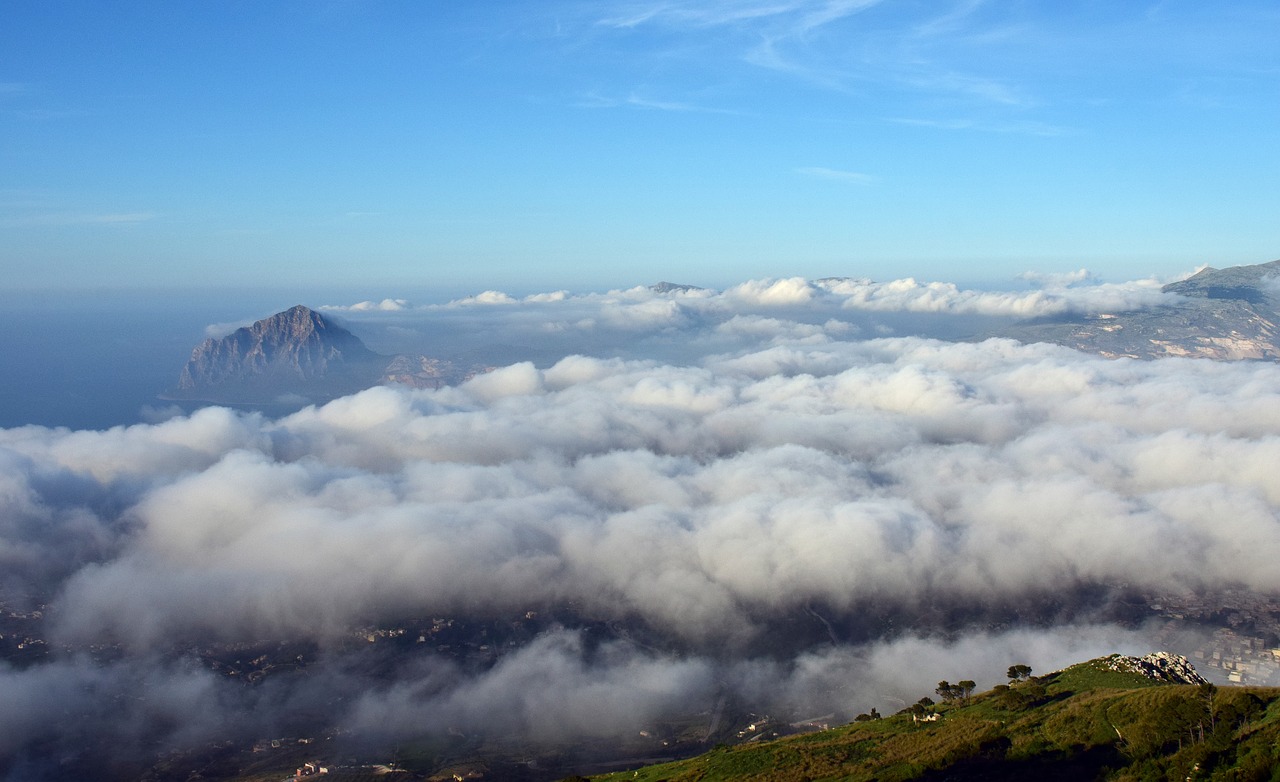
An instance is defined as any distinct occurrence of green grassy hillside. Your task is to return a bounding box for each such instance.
[590,657,1280,782]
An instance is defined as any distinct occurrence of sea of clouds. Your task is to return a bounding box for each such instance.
[2,272,1275,774]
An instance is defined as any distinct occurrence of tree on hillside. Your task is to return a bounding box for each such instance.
[854,707,881,722]
[936,681,964,703]
[1007,664,1032,682]
[1199,683,1218,733]
[958,680,977,702]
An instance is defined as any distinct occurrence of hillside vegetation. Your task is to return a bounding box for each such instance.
[590,656,1280,782]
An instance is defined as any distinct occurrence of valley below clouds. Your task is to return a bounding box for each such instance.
[2,274,1278,777]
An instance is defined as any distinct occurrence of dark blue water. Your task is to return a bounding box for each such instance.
[2,293,213,429]
[0,284,485,430]
[0,290,315,430]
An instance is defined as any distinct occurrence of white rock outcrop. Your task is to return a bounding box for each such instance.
[1103,652,1209,685]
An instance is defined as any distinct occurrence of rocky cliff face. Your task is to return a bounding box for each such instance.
[174,305,474,404]
[177,305,381,394]
[998,259,1280,361]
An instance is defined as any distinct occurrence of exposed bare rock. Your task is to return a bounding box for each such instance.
[1103,652,1210,685]
[171,305,479,405]
[177,306,381,394]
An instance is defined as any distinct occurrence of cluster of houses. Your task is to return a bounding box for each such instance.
[1190,629,1280,684]
[1149,591,1280,685]
[294,760,328,778]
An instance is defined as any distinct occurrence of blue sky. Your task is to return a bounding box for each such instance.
[2,0,1278,294]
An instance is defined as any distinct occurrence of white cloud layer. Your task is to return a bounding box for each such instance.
[6,337,1278,646]
[324,272,1169,319]
[2,274,1274,768]
[317,273,1174,369]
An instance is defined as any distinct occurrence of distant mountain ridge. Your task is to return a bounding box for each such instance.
[172,305,476,405]
[649,281,707,294]
[999,259,1280,360]
[1162,259,1280,303]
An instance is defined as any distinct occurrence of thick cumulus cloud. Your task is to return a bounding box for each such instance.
[5,337,1280,645]
[4,279,1280,769]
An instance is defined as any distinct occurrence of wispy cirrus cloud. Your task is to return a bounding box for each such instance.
[908,70,1026,106]
[743,35,853,91]
[624,93,736,113]
[2,211,157,227]
[795,166,876,184]
[794,0,886,34]
[886,116,1072,137]
[587,0,1050,113]
[595,1,878,31]
[912,0,988,38]
[577,91,743,114]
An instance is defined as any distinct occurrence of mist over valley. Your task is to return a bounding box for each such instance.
[7,1,1280,777]
[5,266,1280,779]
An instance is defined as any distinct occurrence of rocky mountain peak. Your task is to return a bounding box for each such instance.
[255,304,325,338]
[175,306,381,398]
[171,305,482,406]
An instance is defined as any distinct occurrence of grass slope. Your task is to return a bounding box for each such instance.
[591,657,1280,782]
